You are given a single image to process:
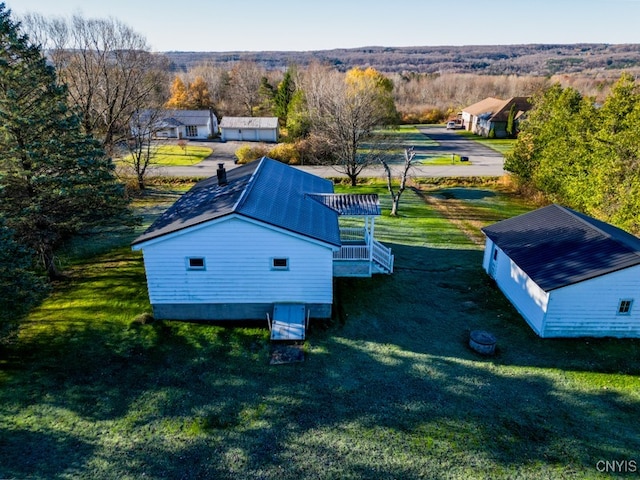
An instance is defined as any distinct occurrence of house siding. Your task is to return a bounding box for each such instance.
[544,266,640,338]
[221,128,277,142]
[482,238,549,335]
[139,216,334,320]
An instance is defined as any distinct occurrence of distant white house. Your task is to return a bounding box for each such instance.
[482,204,640,338]
[131,157,393,330]
[219,116,279,142]
[132,109,218,140]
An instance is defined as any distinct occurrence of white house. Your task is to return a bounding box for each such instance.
[131,157,393,331]
[481,204,640,338]
[132,109,218,140]
[219,116,279,142]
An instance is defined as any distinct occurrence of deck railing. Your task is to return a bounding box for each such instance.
[333,245,370,261]
[372,239,394,273]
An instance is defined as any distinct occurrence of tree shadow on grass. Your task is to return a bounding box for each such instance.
[0,428,94,479]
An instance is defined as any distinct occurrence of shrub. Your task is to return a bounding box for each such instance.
[235,144,269,164]
[267,143,300,165]
[399,107,447,124]
[295,135,338,165]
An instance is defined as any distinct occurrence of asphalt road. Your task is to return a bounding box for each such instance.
[150,126,506,178]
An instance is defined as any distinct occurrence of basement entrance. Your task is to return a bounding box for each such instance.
[267,303,308,341]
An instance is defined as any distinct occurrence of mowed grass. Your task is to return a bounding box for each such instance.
[456,130,516,155]
[118,144,213,167]
[1,183,640,479]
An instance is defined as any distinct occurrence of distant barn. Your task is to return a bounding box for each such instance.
[482,205,640,338]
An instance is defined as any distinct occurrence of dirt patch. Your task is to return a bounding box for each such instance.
[269,344,305,365]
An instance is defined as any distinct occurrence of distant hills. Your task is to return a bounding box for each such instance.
[163,44,640,76]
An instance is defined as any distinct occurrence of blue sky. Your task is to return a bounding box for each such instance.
[8,0,640,52]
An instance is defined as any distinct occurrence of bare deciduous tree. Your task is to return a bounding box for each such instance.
[227,60,266,116]
[20,13,169,154]
[381,148,417,216]
[123,109,165,190]
[302,64,397,186]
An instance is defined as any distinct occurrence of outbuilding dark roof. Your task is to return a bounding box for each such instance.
[481,204,640,291]
[132,157,341,247]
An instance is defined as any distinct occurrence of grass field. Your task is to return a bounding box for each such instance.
[1,182,639,479]
[456,130,516,155]
[119,144,213,167]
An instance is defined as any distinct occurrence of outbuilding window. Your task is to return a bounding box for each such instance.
[618,299,633,315]
[271,257,289,270]
[187,257,206,270]
[185,125,198,137]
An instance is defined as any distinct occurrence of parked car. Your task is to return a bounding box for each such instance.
[446,121,456,129]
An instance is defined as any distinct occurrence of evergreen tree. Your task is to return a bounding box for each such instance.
[273,69,296,125]
[0,3,135,279]
[590,73,640,231]
[0,219,48,325]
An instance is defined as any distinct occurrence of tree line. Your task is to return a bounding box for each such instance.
[163,44,640,76]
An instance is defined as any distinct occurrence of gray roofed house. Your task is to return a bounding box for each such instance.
[481,204,640,338]
[219,116,279,142]
[461,97,531,138]
[132,157,393,327]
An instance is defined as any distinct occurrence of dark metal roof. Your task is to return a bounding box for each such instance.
[132,157,340,247]
[481,204,640,291]
[308,193,381,216]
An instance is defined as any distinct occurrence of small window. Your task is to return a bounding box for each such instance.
[187,257,206,270]
[185,125,198,137]
[271,257,289,270]
[618,299,633,315]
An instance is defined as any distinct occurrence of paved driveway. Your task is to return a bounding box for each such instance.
[151,127,506,178]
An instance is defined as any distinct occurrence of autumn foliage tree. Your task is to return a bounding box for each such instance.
[166,77,190,108]
[166,76,213,110]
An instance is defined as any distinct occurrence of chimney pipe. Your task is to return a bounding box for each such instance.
[216,163,227,186]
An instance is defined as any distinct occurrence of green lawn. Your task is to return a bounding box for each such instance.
[1,183,639,479]
[119,145,213,167]
[456,130,516,155]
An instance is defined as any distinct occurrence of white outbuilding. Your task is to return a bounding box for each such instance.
[219,116,279,142]
[481,204,640,338]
